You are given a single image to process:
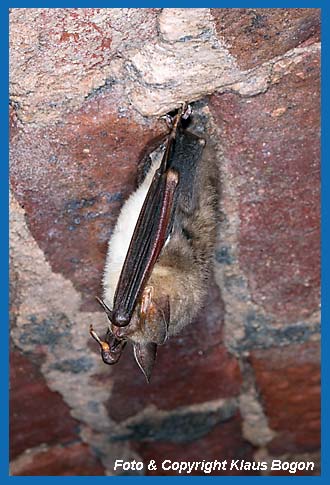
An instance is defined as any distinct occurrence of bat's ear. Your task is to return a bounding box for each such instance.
[95,297,113,321]
[133,342,157,383]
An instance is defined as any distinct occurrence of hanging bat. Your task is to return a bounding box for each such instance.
[90,103,218,381]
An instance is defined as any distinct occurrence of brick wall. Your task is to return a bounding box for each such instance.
[9,8,320,476]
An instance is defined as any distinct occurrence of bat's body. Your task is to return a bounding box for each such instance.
[91,105,218,380]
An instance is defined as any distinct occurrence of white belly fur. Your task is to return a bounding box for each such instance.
[102,159,160,308]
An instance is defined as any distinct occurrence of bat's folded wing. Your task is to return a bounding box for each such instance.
[111,161,179,327]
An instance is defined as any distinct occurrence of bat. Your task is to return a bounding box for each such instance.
[90,103,218,381]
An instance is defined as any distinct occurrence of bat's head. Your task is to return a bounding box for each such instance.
[90,325,126,365]
[93,286,169,382]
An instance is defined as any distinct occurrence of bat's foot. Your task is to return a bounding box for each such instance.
[139,286,169,345]
[162,114,174,130]
[181,102,192,120]
[162,103,192,130]
[90,324,109,352]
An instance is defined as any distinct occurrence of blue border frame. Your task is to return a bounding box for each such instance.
[3,2,327,7]
[3,1,326,482]
[2,1,9,482]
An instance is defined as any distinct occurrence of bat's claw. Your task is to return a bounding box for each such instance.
[161,103,192,130]
[162,114,174,129]
[181,102,192,120]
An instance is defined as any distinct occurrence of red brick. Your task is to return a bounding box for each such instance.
[250,342,320,454]
[209,48,320,321]
[212,9,320,70]
[10,347,79,459]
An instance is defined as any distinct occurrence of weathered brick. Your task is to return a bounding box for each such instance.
[10,7,320,476]
[10,8,161,123]
[10,346,79,459]
[212,8,320,70]
[209,47,320,322]
[250,342,320,454]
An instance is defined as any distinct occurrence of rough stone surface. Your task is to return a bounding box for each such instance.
[10,8,320,476]
[9,8,161,124]
[209,47,320,323]
[238,379,276,447]
[113,398,237,444]
[10,193,138,474]
[10,8,320,123]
